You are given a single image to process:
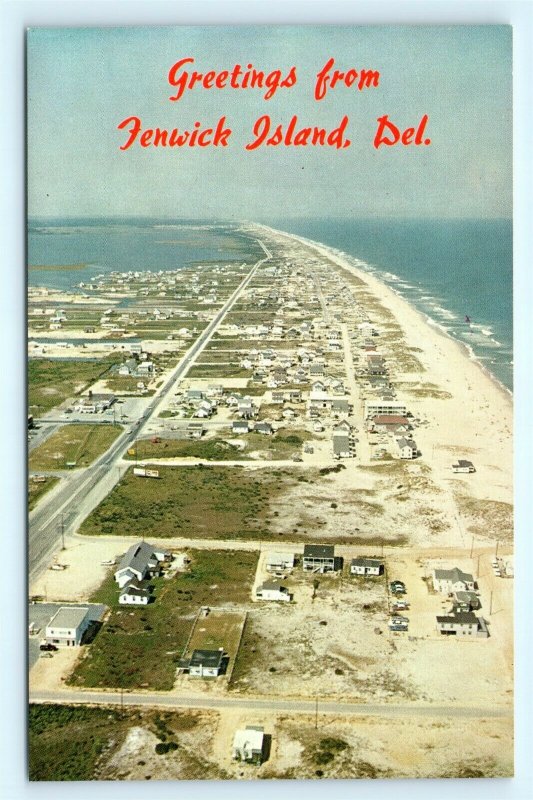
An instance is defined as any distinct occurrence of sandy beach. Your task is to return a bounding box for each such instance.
[258,224,513,512]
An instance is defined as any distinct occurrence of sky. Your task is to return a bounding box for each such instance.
[27,25,512,220]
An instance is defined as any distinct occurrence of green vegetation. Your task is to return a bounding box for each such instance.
[29,704,127,781]
[186,364,251,378]
[69,549,257,690]
[125,437,245,461]
[29,424,122,471]
[79,464,298,539]
[28,358,118,416]
[28,476,59,510]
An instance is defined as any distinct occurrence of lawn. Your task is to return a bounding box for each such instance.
[79,464,297,539]
[28,358,118,416]
[68,549,257,690]
[28,476,59,510]
[29,424,123,471]
[185,610,247,674]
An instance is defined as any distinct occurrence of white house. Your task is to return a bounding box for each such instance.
[183,649,225,677]
[433,567,476,594]
[232,727,265,763]
[114,542,168,588]
[396,438,417,459]
[255,580,291,602]
[350,558,384,576]
[119,584,150,605]
[45,606,91,647]
[365,400,408,419]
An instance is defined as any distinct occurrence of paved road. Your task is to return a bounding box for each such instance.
[29,688,511,719]
[29,240,272,582]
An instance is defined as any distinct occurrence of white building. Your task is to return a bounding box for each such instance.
[350,558,384,576]
[256,580,291,602]
[266,552,295,572]
[365,400,407,419]
[118,584,150,605]
[396,438,417,459]
[232,726,265,763]
[45,606,91,647]
[433,567,476,594]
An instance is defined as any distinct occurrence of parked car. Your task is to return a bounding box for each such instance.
[390,581,406,594]
[392,600,410,611]
[39,643,58,652]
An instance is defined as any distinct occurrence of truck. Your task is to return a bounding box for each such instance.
[133,467,160,479]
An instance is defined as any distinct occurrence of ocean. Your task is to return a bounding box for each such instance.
[269,218,513,392]
[28,217,513,391]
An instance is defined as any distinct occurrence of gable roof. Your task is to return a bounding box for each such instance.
[116,541,158,576]
[303,544,335,559]
[434,567,474,584]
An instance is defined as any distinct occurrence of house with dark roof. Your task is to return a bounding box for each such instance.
[114,542,168,589]
[436,611,489,638]
[350,558,384,576]
[302,544,336,573]
[119,583,150,605]
[179,648,226,677]
[256,580,291,602]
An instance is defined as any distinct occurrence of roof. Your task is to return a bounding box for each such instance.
[120,585,149,598]
[455,459,474,467]
[189,649,225,668]
[436,612,478,625]
[47,606,89,630]
[303,544,335,560]
[233,727,264,751]
[454,591,479,601]
[333,435,350,454]
[116,541,158,576]
[434,567,474,584]
[397,437,416,449]
[259,580,288,592]
[266,551,295,565]
[373,415,409,424]
[351,558,383,568]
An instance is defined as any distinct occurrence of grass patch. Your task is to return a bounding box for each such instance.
[28,476,59,510]
[69,549,257,690]
[79,464,296,539]
[29,704,127,781]
[126,437,246,461]
[29,424,122,471]
[28,358,118,416]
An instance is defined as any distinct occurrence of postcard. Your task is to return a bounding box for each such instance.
[27,25,513,781]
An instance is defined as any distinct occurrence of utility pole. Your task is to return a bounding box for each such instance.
[495,540,500,558]
[490,590,494,615]
[315,696,319,729]
[59,513,65,550]
[469,536,474,559]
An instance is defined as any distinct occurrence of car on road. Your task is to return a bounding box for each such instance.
[39,643,58,652]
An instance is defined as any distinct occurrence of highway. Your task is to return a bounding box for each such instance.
[29,688,511,720]
[29,240,272,582]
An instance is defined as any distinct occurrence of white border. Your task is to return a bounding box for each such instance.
[2,2,532,799]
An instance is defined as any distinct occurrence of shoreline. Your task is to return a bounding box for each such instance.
[254,223,513,404]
